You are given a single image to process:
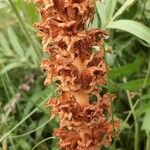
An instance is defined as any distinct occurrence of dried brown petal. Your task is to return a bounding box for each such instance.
[34,0,119,149]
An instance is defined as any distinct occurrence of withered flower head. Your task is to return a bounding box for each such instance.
[34,0,119,149]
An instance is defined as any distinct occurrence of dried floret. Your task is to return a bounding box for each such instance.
[34,0,119,149]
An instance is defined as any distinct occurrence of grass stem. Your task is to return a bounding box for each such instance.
[0,89,55,143]
[146,136,150,150]
[123,77,139,150]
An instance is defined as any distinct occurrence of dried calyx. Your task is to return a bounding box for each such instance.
[34,0,119,149]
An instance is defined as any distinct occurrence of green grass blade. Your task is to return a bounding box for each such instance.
[8,0,41,59]
[0,87,56,142]
[31,137,55,150]
[0,33,13,55]
[111,0,136,21]
[7,27,25,57]
[118,77,150,91]
[109,56,144,79]
[12,119,50,138]
[96,0,117,27]
[107,20,150,44]
[0,62,23,74]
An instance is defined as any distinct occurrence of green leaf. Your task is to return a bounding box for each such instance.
[137,101,150,115]
[0,33,13,55]
[17,139,31,149]
[0,62,23,74]
[111,0,135,21]
[139,101,150,134]
[107,20,150,44]
[7,27,25,57]
[106,52,115,66]
[109,56,144,79]
[92,13,100,28]
[100,77,150,93]
[105,77,150,92]
[23,84,56,118]
[118,77,150,91]
[0,9,17,28]
[96,0,117,27]
[142,112,150,134]
[141,94,150,100]
[36,116,49,140]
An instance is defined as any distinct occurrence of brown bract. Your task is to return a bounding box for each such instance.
[47,92,115,149]
[34,0,119,149]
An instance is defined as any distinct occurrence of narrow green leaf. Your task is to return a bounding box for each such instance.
[141,94,150,100]
[104,77,150,92]
[0,33,13,55]
[137,101,150,116]
[107,0,117,21]
[0,62,23,74]
[96,1,107,27]
[0,85,56,143]
[23,85,56,117]
[92,13,99,28]
[142,112,150,134]
[109,56,144,79]
[118,77,150,91]
[111,0,135,21]
[7,27,25,57]
[0,10,17,28]
[107,20,150,44]
[96,0,117,27]
[137,101,150,133]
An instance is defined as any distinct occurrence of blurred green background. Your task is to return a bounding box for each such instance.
[0,0,150,149]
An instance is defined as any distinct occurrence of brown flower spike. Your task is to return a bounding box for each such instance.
[34,0,119,149]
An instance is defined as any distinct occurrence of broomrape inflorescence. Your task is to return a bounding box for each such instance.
[34,0,119,149]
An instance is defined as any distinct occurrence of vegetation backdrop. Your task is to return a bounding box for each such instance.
[0,0,150,149]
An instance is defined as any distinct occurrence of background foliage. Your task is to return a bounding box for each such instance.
[0,0,150,149]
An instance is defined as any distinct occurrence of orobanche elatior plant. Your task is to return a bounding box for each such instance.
[34,0,119,149]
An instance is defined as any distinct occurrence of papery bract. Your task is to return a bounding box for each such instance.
[34,0,119,149]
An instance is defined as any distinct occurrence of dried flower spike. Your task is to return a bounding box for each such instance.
[34,0,119,149]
